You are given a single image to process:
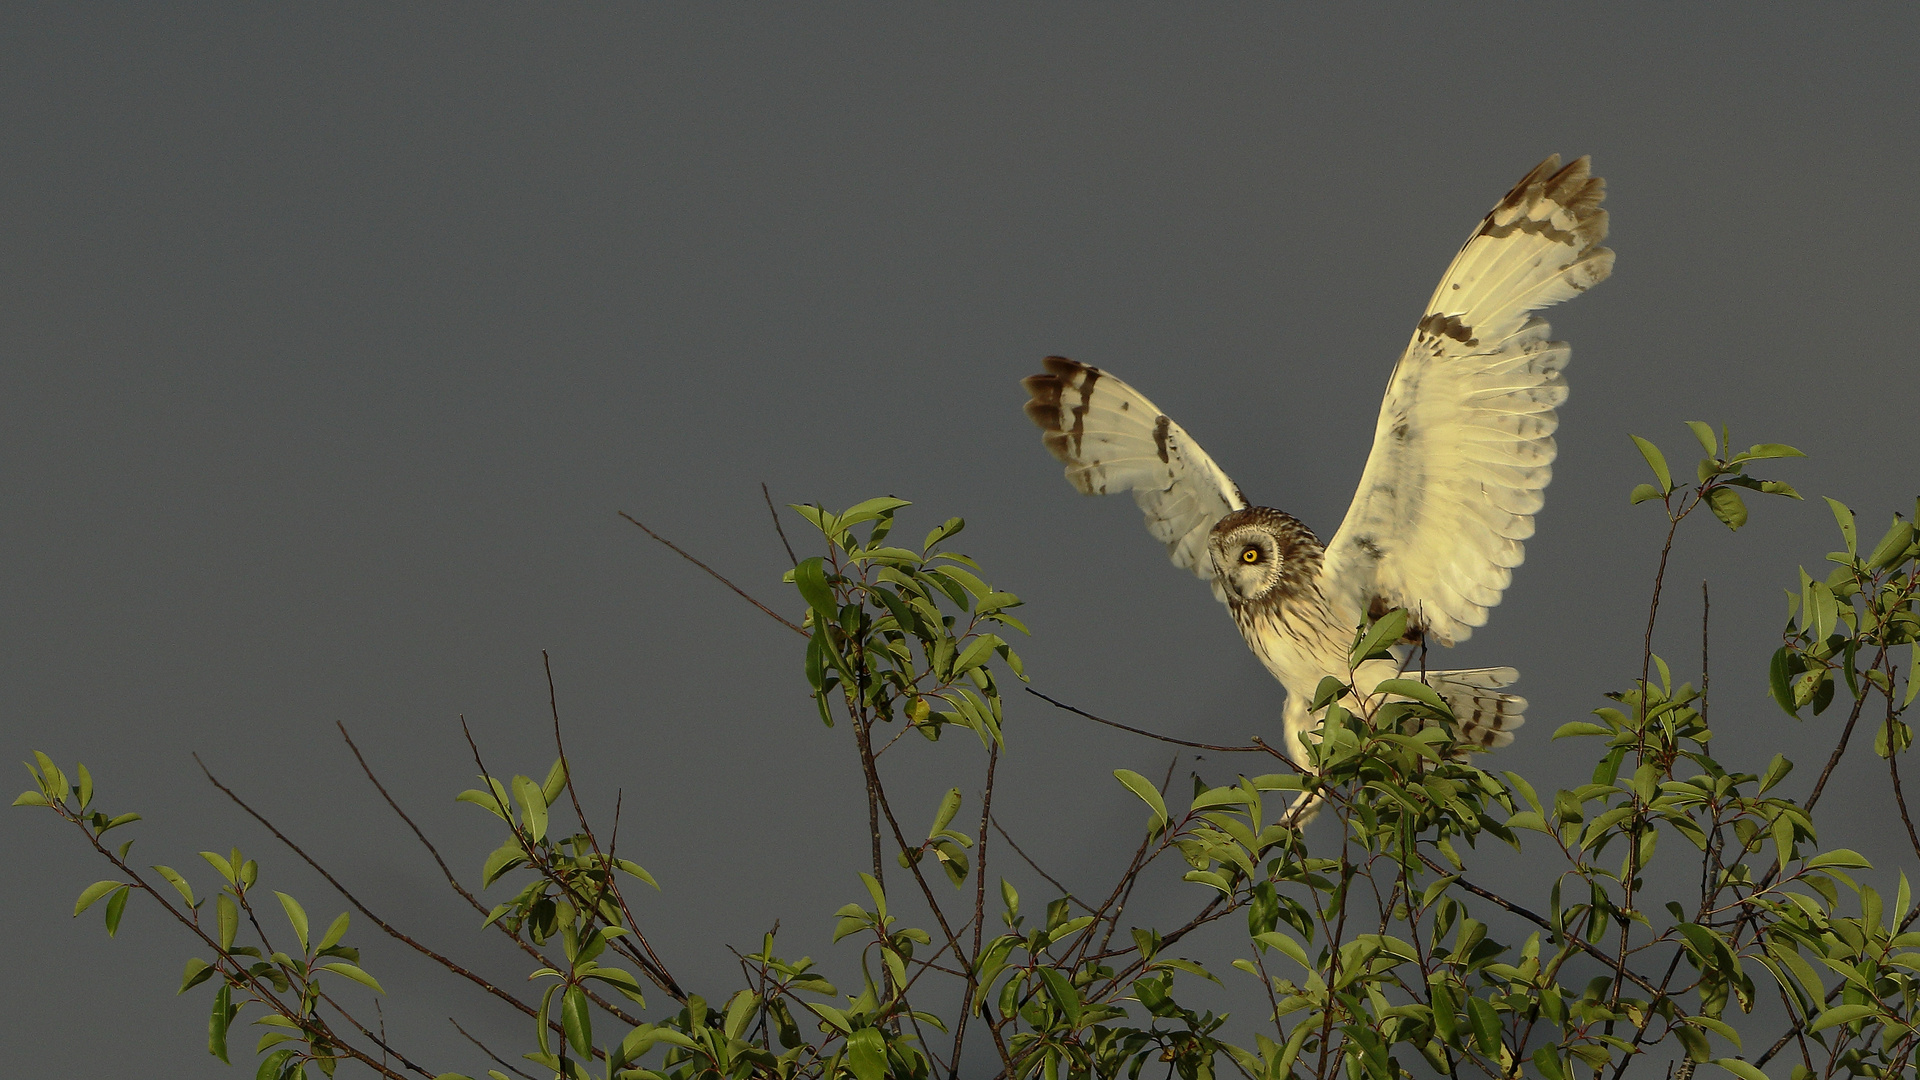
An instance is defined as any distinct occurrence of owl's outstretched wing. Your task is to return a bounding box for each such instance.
[1024,357,1247,593]
[1321,155,1614,646]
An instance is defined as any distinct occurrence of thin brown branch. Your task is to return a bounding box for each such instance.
[543,651,687,1003]
[620,510,805,636]
[451,1017,541,1080]
[950,741,999,1080]
[193,751,539,1022]
[763,482,800,566]
[1802,678,1874,818]
[989,815,1086,911]
[1427,858,1668,999]
[1023,688,1267,752]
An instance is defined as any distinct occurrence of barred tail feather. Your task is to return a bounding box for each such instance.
[1431,666,1526,753]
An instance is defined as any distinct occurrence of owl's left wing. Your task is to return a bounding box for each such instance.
[1322,155,1614,646]
[1024,357,1247,593]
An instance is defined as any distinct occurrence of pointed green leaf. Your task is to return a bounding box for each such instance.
[273,893,310,952]
[1349,609,1408,666]
[180,957,217,994]
[317,911,351,951]
[1630,435,1671,493]
[104,884,131,936]
[1826,497,1857,554]
[793,557,836,618]
[1113,769,1169,832]
[561,987,592,1056]
[540,757,569,808]
[1808,1003,1878,1032]
[210,982,233,1063]
[318,962,385,994]
[216,893,239,951]
[1707,487,1747,530]
[1373,678,1449,714]
[1685,421,1718,455]
[74,879,125,917]
[513,776,548,843]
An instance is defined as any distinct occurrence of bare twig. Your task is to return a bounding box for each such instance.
[194,752,538,1021]
[543,651,686,1003]
[451,1017,540,1080]
[1024,688,1266,752]
[990,816,1086,911]
[621,510,805,636]
[763,482,800,566]
[950,741,999,1079]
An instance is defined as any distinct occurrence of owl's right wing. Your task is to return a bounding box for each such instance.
[1024,357,1248,594]
[1321,155,1613,646]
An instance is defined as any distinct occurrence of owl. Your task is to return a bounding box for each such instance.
[1024,155,1613,801]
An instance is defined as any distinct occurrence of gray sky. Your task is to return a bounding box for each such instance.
[4,7,1917,1076]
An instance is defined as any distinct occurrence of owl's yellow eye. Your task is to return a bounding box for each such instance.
[1242,548,1260,563]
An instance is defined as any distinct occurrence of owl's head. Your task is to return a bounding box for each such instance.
[1207,507,1323,605]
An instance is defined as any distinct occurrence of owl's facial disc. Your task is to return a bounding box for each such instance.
[1213,527,1280,601]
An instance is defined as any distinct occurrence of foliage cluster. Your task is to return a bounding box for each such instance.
[17,423,1920,1080]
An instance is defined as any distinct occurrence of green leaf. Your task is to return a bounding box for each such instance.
[1759,754,1793,794]
[1349,608,1408,666]
[792,557,837,618]
[1686,421,1718,456]
[12,790,50,807]
[541,757,569,808]
[922,516,964,551]
[845,1028,887,1080]
[275,892,310,953]
[179,957,219,995]
[481,840,526,887]
[217,893,239,951]
[318,962,385,994]
[1743,443,1806,460]
[317,912,351,952]
[152,865,196,908]
[513,775,548,843]
[1707,487,1747,530]
[722,989,757,1041]
[74,879,125,917]
[1466,996,1502,1055]
[1827,497,1857,554]
[1631,435,1672,493]
[929,788,963,836]
[1808,1003,1879,1032]
[1629,483,1664,506]
[1374,678,1449,714]
[104,884,131,937]
[950,635,997,677]
[1805,848,1871,870]
[1310,676,1349,712]
[75,762,93,811]
[1768,648,1800,718]
[1254,931,1310,969]
[1867,518,1915,571]
[455,787,510,820]
[1711,1058,1769,1080]
[561,987,592,1057]
[255,1048,295,1080]
[838,496,911,528]
[210,982,233,1063]
[33,752,67,805]
[201,850,237,885]
[1113,769,1169,832]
